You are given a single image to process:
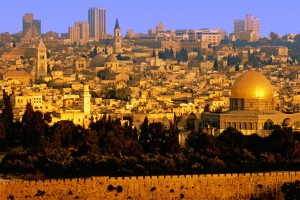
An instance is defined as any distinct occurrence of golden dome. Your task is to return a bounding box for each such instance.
[231,70,273,99]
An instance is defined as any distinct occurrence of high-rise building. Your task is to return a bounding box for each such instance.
[245,14,260,36]
[233,14,260,42]
[69,21,90,44]
[23,14,33,37]
[234,19,245,34]
[23,13,41,38]
[88,8,106,40]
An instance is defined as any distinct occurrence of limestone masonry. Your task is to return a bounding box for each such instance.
[0,172,300,199]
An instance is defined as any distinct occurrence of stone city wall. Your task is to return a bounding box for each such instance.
[0,171,300,199]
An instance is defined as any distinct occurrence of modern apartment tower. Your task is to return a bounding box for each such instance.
[69,21,90,44]
[88,8,106,40]
[245,14,260,36]
[234,19,245,34]
[23,13,41,38]
[234,14,260,42]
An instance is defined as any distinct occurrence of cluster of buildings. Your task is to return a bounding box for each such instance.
[1,10,300,146]
[233,14,260,42]
[69,8,106,44]
[22,14,41,39]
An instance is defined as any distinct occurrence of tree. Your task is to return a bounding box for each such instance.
[294,34,300,43]
[51,120,81,148]
[269,57,273,64]
[21,103,52,147]
[266,127,297,160]
[116,54,131,60]
[0,122,6,149]
[165,122,181,154]
[176,48,188,62]
[139,117,149,146]
[204,104,210,112]
[213,60,219,71]
[170,48,174,60]
[235,64,240,71]
[1,91,13,135]
[152,49,156,57]
[196,51,204,61]
[269,31,280,41]
[89,46,98,58]
[21,103,38,147]
[133,127,138,140]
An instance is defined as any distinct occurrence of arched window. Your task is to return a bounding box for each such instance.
[264,119,274,130]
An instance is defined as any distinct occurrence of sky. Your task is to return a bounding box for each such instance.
[1,0,300,37]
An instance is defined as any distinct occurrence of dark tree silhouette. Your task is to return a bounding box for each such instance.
[139,117,149,146]
[1,91,13,135]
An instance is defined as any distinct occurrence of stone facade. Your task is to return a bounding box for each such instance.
[0,172,299,199]
[36,39,47,79]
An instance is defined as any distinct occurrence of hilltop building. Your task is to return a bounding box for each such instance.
[202,69,300,136]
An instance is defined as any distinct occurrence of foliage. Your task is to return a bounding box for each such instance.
[116,54,131,60]
[1,91,13,140]
[105,88,130,101]
[227,55,241,66]
[1,108,300,178]
[281,181,300,200]
[176,48,188,62]
[158,48,174,60]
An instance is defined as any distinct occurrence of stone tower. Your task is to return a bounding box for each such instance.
[82,83,91,114]
[36,38,47,79]
[113,19,122,54]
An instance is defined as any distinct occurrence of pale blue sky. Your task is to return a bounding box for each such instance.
[1,0,299,36]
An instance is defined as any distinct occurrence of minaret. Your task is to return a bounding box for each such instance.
[36,38,47,79]
[82,83,91,114]
[155,50,159,66]
[113,19,122,54]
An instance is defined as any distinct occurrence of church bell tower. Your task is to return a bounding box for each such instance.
[36,38,47,79]
[113,19,122,54]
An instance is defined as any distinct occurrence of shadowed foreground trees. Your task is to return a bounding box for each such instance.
[1,109,300,178]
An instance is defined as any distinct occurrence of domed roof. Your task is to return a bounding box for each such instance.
[231,70,273,99]
[90,54,106,68]
[282,118,294,127]
[53,78,64,84]
[52,65,62,71]
[105,54,118,63]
